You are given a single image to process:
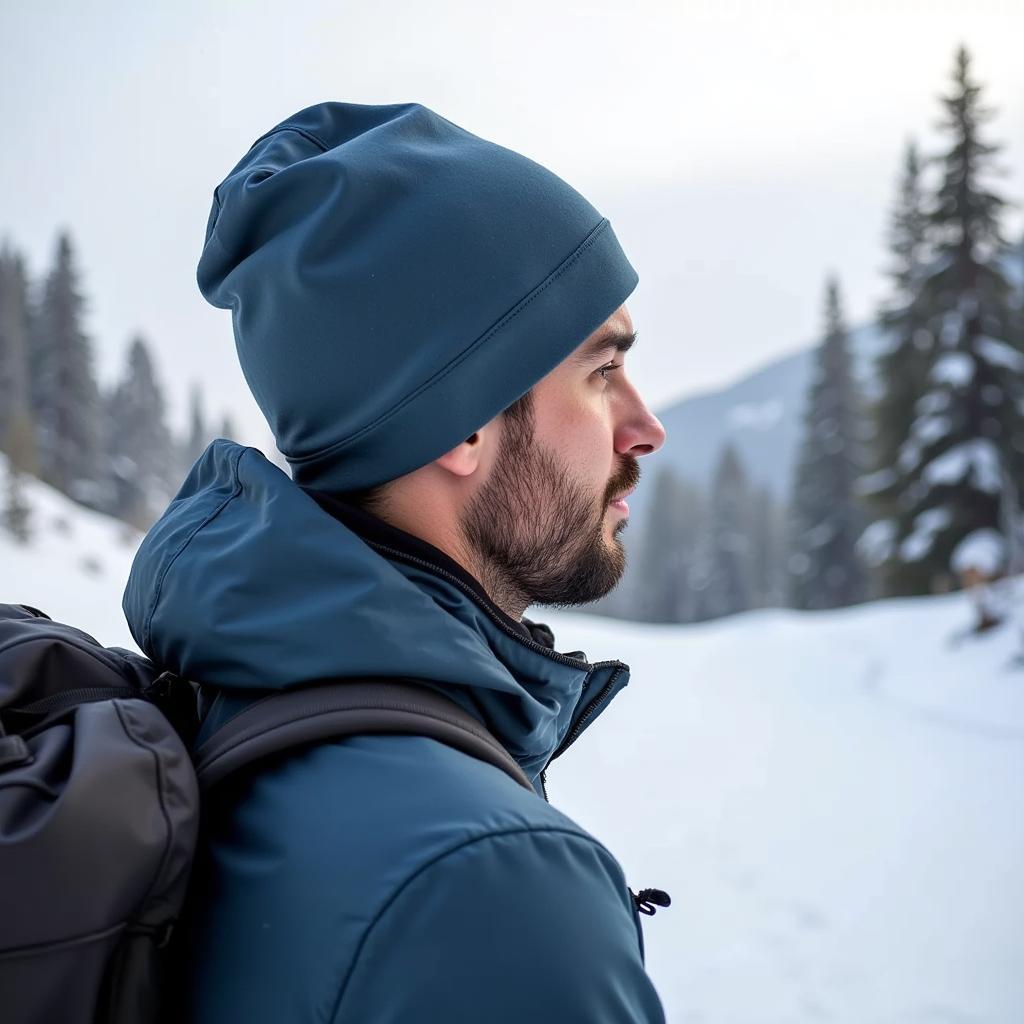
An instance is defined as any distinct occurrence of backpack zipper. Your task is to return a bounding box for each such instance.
[12,686,138,717]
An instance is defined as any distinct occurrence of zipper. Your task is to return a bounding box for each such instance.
[543,663,626,769]
[13,685,138,717]
[366,539,629,793]
[363,540,593,668]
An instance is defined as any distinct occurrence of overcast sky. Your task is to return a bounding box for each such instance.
[2,0,1022,445]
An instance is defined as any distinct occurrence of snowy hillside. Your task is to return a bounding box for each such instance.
[3,463,1022,1022]
[1,455,142,648]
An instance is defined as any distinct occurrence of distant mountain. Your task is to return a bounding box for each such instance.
[586,319,887,618]
[631,318,885,513]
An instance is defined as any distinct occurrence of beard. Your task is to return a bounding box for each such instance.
[460,396,640,610]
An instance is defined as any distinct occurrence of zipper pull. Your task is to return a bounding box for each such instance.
[631,887,672,916]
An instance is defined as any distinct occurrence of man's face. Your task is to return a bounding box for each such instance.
[461,305,666,609]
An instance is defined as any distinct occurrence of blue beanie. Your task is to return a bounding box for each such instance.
[198,101,638,491]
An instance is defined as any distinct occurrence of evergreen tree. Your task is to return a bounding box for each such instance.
[181,382,211,472]
[2,410,38,478]
[702,444,755,618]
[750,484,787,607]
[105,334,175,529]
[634,466,704,623]
[0,242,35,459]
[788,275,869,609]
[219,413,238,441]
[875,46,1021,592]
[30,231,103,503]
[859,141,934,593]
[1,457,32,544]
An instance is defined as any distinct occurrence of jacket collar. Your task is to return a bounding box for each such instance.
[124,441,630,783]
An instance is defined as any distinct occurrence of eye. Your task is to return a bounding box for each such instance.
[596,361,622,383]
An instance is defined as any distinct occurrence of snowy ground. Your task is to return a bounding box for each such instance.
[545,601,1024,1024]
[3,460,1022,1023]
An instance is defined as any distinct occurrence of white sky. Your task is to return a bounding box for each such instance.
[1,0,1022,444]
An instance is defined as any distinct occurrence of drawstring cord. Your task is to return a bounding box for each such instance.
[630,887,672,916]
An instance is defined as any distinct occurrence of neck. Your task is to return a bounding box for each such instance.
[389,511,530,623]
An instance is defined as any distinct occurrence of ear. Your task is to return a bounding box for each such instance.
[434,420,497,480]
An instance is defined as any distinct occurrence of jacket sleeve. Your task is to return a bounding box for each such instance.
[331,825,666,1024]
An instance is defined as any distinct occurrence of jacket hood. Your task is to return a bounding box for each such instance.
[123,440,629,781]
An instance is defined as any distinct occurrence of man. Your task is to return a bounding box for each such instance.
[124,101,667,1022]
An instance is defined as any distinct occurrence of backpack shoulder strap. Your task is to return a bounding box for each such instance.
[193,678,534,792]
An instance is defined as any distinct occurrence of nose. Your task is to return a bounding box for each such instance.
[616,393,667,458]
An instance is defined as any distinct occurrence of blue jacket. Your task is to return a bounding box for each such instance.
[123,440,665,1023]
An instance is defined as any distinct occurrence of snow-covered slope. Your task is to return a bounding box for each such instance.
[1,455,142,648]
[545,596,1023,1023]
[3,464,1022,1022]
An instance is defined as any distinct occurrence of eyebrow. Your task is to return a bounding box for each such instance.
[575,328,638,365]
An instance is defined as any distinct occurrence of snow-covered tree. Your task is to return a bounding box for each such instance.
[868,46,1022,593]
[105,334,176,529]
[30,231,103,504]
[860,141,935,594]
[789,275,869,610]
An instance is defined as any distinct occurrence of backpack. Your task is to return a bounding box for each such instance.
[0,603,532,1024]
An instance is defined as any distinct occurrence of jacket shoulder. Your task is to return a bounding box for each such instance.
[334,822,665,1023]
[183,733,645,1023]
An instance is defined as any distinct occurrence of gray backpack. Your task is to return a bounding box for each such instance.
[0,603,532,1024]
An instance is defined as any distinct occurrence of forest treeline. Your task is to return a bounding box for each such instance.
[0,232,236,535]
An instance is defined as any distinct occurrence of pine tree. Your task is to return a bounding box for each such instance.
[702,444,755,618]
[788,276,869,609]
[876,46,1021,592]
[219,414,238,441]
[634,466,703,623]
[0,241,35,458]
[859,141,934,593]
[181,382,211,473]
[2,457,32,544]
[750,484,787,607]
[105,334,176,529]
[30,231,103,503]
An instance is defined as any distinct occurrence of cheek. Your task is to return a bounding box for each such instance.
[560,413,615,488]
[533,383,615,485]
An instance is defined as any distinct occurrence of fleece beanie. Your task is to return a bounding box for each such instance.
[197,101,638,492]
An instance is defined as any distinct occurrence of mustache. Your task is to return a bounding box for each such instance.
[605,457,640,504]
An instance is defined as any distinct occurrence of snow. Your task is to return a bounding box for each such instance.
[854,468,896,497]
[910,413,951,445]
[4,457,1024,1022]
[914,389,950,415]
[939,310,965,346]
[922,439,1002,495]
[0,457,142,646]
[728,398,784,431]
[548,599,1024,1024]
[930,352,975,388]
[951,528,1007,576]
[855,518,895,566]
[977,335,1024,373]
[898,506,951,562]
[896,438,921,472]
